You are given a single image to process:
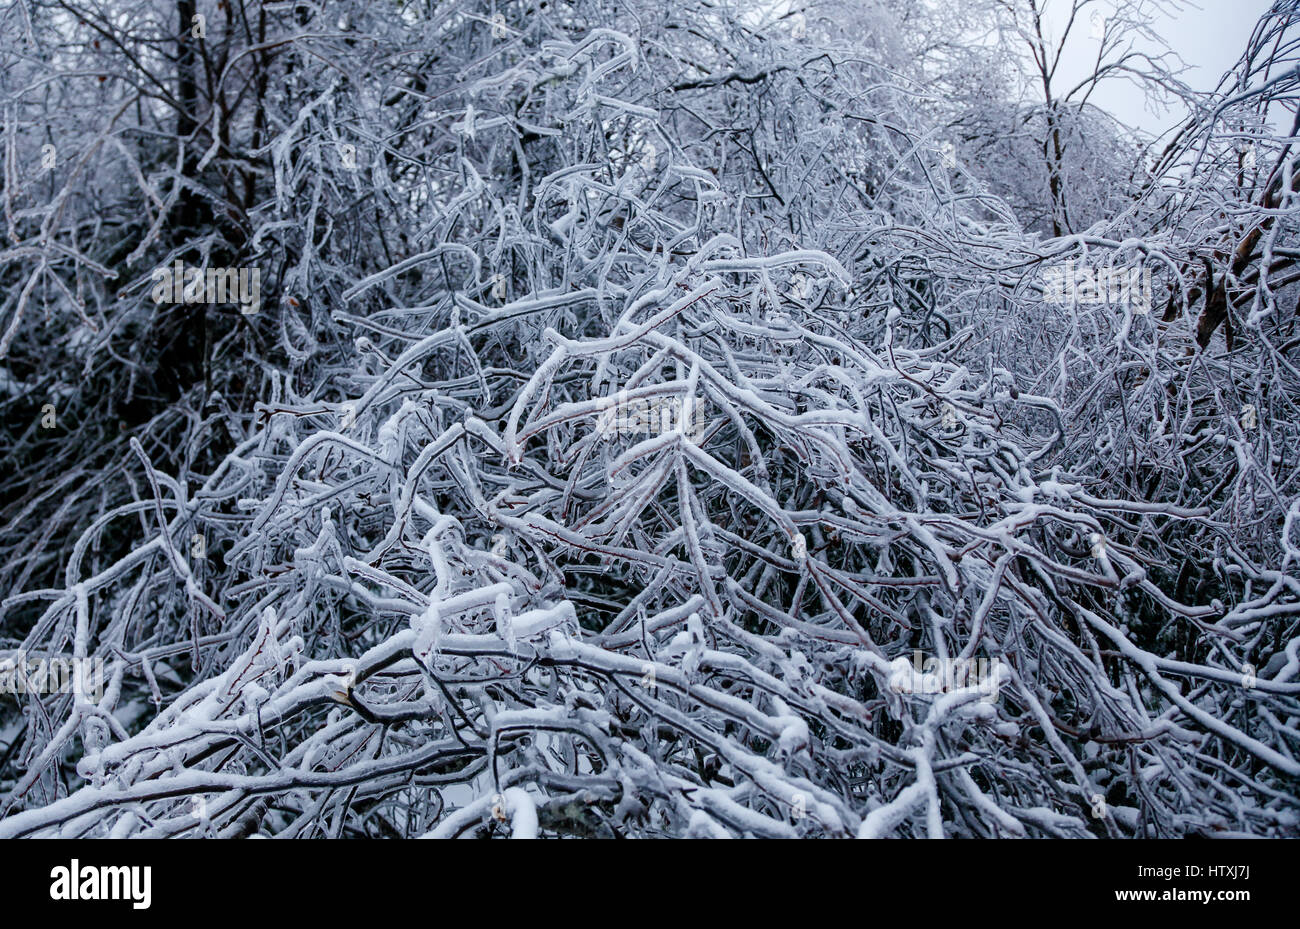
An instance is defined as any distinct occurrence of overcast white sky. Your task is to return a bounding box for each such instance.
[1056,0,1274,136]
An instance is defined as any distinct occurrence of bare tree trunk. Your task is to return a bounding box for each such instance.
[175,0,202,236]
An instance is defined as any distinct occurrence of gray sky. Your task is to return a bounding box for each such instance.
[1054,0,1273,136]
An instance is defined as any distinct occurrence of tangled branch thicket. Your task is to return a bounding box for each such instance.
[1,0,1299,837]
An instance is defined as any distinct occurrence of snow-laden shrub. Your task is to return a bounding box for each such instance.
[1,0,1298,837]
